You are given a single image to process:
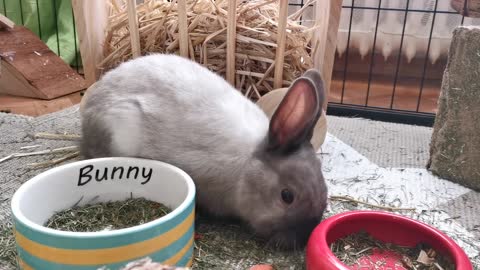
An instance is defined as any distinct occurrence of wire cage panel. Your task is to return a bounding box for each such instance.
[337,0,480,64]
[329,0,479,126]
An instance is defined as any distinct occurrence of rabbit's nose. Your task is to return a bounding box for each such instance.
[303,217,322,233]
[311,215,323,226]
[291,217,321,247]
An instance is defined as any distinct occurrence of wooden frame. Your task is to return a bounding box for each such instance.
[71,0,109,86]
[72,0,342,108]
[313,0,342,109]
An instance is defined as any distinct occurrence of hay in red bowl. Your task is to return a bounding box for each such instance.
[306,210,472,270]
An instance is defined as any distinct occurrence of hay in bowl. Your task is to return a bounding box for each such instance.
[99,0,317,99]
[330,230,455,269]
[45,197,172,232]
[306,211,473,270]
[10,157,196,269]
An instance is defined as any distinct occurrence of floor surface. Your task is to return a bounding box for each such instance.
[0,107,478,269]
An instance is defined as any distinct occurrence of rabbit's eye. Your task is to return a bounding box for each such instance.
[281,189,294,204]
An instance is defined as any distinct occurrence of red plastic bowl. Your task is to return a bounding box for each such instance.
[306,210,473,270]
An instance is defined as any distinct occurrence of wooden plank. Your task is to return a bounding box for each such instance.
[0,13,14,29]
[0,26,87,99]
[72,0,109,86]
[273,0,289,89]
[126,0,141,58]
[0,59,43,98]
[313,0,342,109]
[329,72,440,113]
[226,0,238,86]
[0,91,83,117]
[177,0,189,58]
[333,52,447,81]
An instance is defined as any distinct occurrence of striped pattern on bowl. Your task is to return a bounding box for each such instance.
[14,204,194,269]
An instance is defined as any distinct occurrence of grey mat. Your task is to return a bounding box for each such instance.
[0,107,82,222]
[326,115,433,168]
[1,107,479,269]
[326,115,480,240]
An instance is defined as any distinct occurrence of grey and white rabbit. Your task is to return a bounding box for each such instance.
[80,54,328,249]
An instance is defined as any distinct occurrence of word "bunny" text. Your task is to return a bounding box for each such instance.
[77,165,153,186]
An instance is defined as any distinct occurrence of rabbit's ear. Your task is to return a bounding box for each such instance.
[267,76,321,153]
[302,69,326,107]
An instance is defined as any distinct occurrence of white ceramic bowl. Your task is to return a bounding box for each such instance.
[11,157,196,270]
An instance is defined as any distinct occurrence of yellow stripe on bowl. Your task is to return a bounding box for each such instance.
[15,210,194,266]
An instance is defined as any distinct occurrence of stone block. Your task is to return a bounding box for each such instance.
[427,26,480,191]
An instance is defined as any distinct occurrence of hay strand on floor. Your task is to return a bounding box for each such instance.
[0,221,16,267]
[27,151,80,169]
[34,132,81,140]
[330,195,417,212]
[0,146,79,164]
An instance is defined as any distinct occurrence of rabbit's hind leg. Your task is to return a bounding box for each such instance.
[80,103,143,159]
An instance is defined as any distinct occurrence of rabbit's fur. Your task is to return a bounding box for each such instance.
[80,54,328,249]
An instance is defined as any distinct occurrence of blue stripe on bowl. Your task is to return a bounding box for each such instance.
[175,243,195,266]
[14,202,194,250]
[16,225,194,270]
[147,225,194,263]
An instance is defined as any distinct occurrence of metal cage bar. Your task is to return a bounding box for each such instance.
[364,0,383,107]
[390,0,411,110]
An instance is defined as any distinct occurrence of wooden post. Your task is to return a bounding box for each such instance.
[177,0,189,58]
[274,0,288,89]
[313,0,342,110]
[71,0,109,86]
[226,0,238,86]
[126,0,141,58]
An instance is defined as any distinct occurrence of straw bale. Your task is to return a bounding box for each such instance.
[99,0,317,99]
